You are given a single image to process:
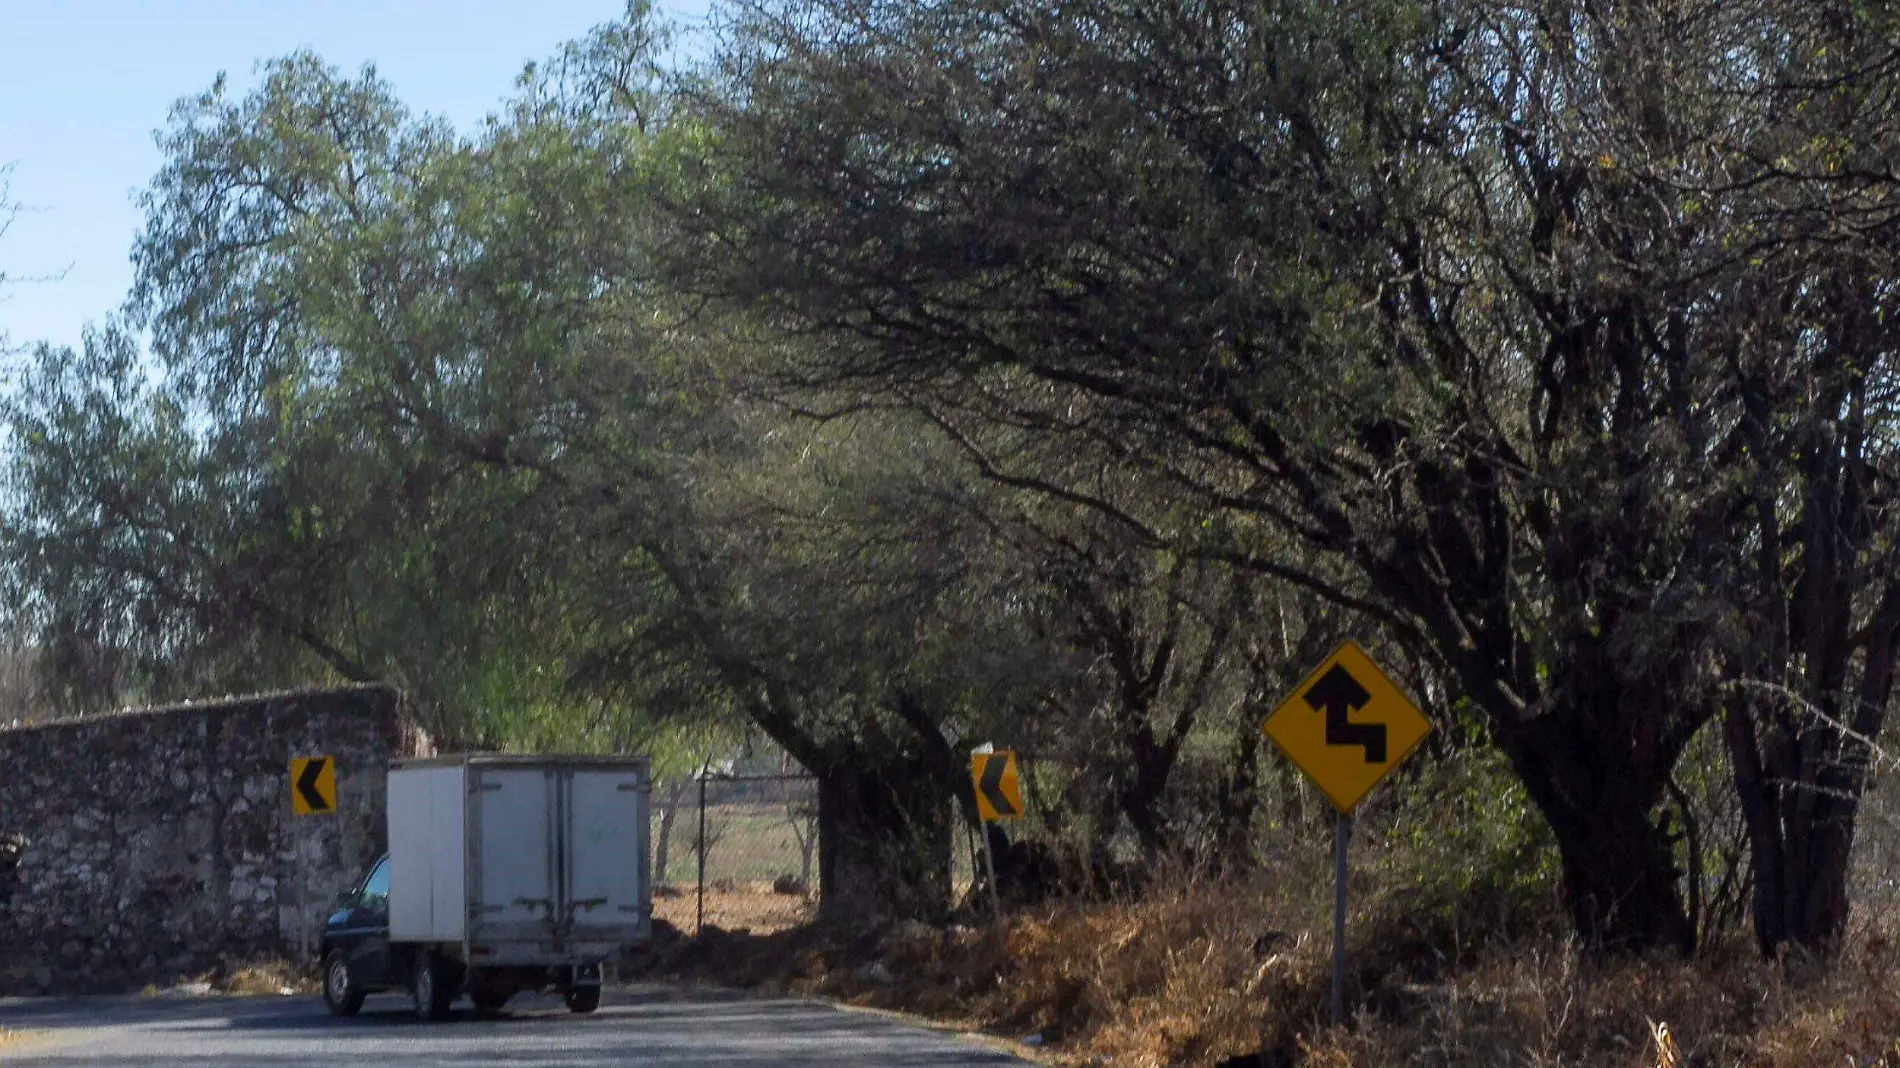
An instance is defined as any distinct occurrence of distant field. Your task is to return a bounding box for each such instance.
[647,799,819,936]
[655,804,981,886]
[648,800,980,935]
[652,803,818,888]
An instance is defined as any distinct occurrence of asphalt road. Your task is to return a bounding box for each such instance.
[0,985,1029,1066]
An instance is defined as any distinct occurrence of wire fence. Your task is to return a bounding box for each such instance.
[651,773,820,935]
[651,770,997,937]
[650,727,1900,948]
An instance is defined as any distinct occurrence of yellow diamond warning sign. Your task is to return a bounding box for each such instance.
[1263,640,1430,814]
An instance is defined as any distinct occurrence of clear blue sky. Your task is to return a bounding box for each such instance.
[0,0,711,355]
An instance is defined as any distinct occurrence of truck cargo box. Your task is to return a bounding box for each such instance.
[386,755,651,955]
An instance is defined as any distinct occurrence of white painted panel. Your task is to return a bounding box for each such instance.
[388,764,466,942]
[565,769,648,940]
[474,767,554,937]
[387,767,428,941]
[431,766,466,941]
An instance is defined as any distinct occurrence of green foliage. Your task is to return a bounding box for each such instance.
[18,0,1900,948]
[1366,751,1564,966]
[3,7,711,742]
[666,0,1900,951]
[1665,721,1755,947]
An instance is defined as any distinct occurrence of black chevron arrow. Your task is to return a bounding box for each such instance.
[978,755,1019,817]
[296,758,333,812]
[1302,664,1386,763]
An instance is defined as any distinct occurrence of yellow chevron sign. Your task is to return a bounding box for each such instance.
[971,751,1022,822]
[290,755,336,816]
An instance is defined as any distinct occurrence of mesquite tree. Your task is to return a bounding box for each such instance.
[1696,3,1900,954]
[666,0,1900,952]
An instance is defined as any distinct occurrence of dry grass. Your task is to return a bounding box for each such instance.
[1308,933,1900,1068]
[634,876,1329,1066]
[0,1027,49,1060]
[859,880,1332,1067]
[219,959,313,997]
[633,878,1900,1068]
[628,756,1900,1063]
[652,883,815,935]
[137,957,315,999]
[626,754,1900,1064]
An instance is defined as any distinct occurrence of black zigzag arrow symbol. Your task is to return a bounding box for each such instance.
[296,758,333,812]
[1302,665,1386,763]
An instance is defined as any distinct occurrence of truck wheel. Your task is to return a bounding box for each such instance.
[565,985,601,1014]
[322,951,366,1017]
[412,952,454,1022]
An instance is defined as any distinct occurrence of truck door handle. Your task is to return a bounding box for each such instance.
[514,897,552,913]
[569,898,609,912]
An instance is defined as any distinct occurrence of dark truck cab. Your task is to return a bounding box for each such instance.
[319,855,396,1015]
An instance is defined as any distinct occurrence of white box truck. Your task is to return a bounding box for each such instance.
[320,754,652,1019]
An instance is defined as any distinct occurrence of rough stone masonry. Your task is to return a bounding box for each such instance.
[0,685,431,994]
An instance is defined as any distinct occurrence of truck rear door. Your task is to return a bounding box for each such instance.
[472,765,556,941]
[563,767,650,943]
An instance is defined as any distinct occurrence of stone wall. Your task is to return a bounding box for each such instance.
[0,686,430,993]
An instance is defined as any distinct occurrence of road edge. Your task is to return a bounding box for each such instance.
[819,1000,1058,1065]
[0,1031,59,1060]
[612,979,1053,1065]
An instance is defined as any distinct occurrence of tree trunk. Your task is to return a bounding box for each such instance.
[815,756,953,924]
[1728,668,1892,955]
[799,824,817,887]
[1734,777,1862,955]
[789,796,819,888]
[1529,771,1695,954]
[1723,432,1900,956]
[1210,725,1261,872]
[652,780,687,887]
[1501,700,1696,955]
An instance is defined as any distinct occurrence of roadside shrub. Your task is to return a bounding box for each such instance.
[1356,749,1565,976]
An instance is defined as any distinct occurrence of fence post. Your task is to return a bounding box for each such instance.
[696,770,708,936]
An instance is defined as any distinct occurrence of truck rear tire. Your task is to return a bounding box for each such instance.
[565,985,600,1014]
[322,951,366,1017]
[412,951,455,1021]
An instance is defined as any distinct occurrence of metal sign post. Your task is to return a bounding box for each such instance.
[970,747,1022,934]
[696,767,708,936]
[289,755,337,964]
[295,792,309,962]
[1331,813,1352,1027]
[1262,640,1429,1030]
[980,824,1004,932]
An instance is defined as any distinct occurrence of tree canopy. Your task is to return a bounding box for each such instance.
[664,0,1900,951]
[9,0,1900,952]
